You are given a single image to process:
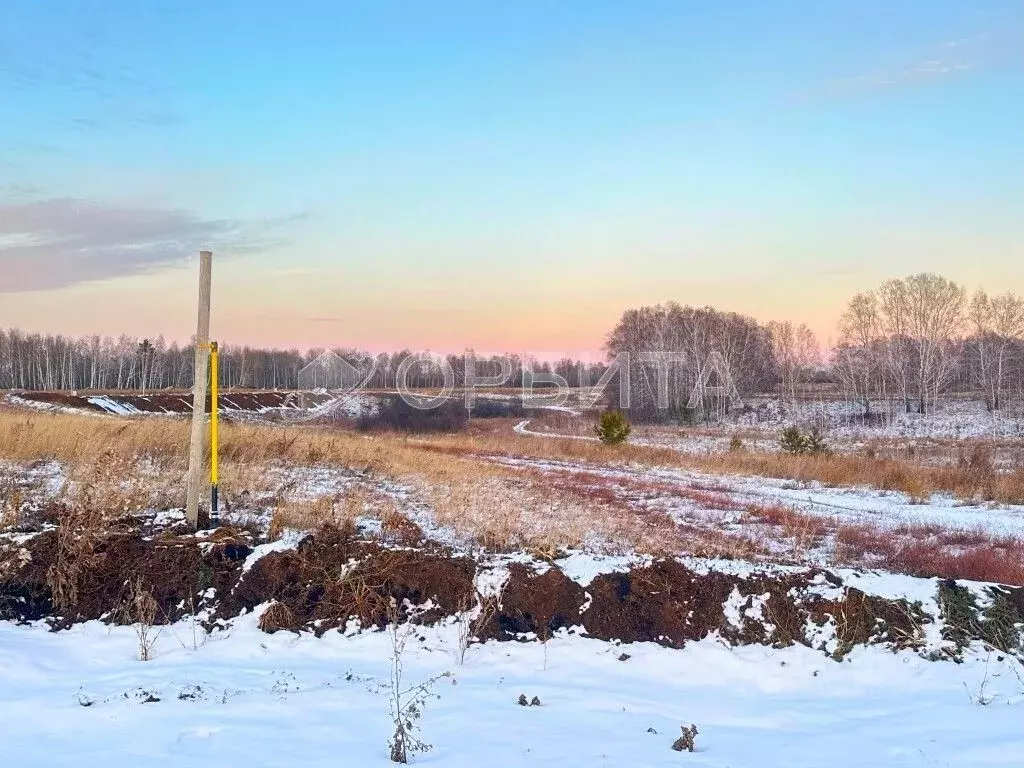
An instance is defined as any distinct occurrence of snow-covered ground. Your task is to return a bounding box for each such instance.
[732,397,1024,440]
[4,422,1024,765]
[223,463,460,548]
[2,613,1021,767]
[491,453,1024,539]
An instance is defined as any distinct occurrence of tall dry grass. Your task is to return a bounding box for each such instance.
[2,410,1023,564]
[0,411,757,556]
[0,411,189,465]
[4,408,1024,506]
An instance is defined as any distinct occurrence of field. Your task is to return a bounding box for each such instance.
[2,390,1024,766]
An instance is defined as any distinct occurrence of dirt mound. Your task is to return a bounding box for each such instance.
[222,524,476,635]
[483,563,587,640]
[0,527,251,626]
[577,562,934,656]
[582,561,738,647]
[813,587,928,658]
[11,391,333,416]
[2,524,1022,662]
[0,530,58,622]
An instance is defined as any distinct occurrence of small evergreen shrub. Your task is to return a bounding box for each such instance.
[779,426,830,455]
[804,427,831,455]
[780,426,808,454]
[595,410,631,445]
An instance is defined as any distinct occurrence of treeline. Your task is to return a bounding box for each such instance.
[605,304,782,420]
[832,274,1024,415]
[3,273,1022,421]
[0,330,606,393]
[605,273,1024,420]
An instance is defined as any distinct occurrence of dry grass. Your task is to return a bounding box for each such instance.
[11,408,1012,508]
[0,477,21,529]
[745,503,828,559]
[834,522,1024,585]
[121,576,161,661]
[259,600,300,633]
[737,504,1024,586]
[0,412,189,465]
[0,411,751,557]
[267,491,365,541]
[3,410,1024,582]
[46,455,120,614]
[370,425,1024,506]
[379,506,425,547]
[267,487,426,547]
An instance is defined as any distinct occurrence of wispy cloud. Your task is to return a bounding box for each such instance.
[0,198,298,293]
[793,30,1022,102]
[0,4,183,141]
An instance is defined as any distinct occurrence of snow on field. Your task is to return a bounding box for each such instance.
[634,430,779,454]
[732,397,1024,440]
[4,394,79,415]
[86,395,147,416]
[1,612,1021,767]
[0,459,65,497]
[527,397,1024,456]
[515,419,597,441]
[717,475,1024,536]
[302,393,381,421]
[491,453,1024,539]
[0,460,66,534]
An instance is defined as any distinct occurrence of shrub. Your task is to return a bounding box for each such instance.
[387,605,452,763]
[595,410,631,445]
[779,426,829,455]
[729,436,744,452]
[779,426,808,454]
[359,397,468,433]
[469,400,508,419]
[469,398,526,419]
[804,427,831,455]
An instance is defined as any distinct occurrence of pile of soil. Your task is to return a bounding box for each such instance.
[218,525,476,635]
[1,523,1021,660]
[0,527,251,626]
[11,391,333,416]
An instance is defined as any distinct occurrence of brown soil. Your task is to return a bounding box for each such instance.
[483,563,587,640]
[2,523,1021,660]
[0,529,58,621]
[218,524,476,635]
[0,527,251,625]
[582,561,738,648]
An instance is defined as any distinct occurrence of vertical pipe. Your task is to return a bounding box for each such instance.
[210,340,220,528]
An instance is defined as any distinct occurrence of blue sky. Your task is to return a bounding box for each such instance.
[1,1,1022,354]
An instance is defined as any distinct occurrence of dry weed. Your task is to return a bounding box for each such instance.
[121,576,162,661]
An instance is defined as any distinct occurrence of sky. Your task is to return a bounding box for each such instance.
[1,1,1022,358]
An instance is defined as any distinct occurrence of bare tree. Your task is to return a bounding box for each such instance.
[969,289,1024,411]
[835,292,884,416]
[877,273,966,415]
[769,321,820,408]
[605,304,777,423]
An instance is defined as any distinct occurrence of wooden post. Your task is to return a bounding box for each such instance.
[185,251,213,529]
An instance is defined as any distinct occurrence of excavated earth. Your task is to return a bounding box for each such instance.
[1,523,1022,660]
[9,391,333,416]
